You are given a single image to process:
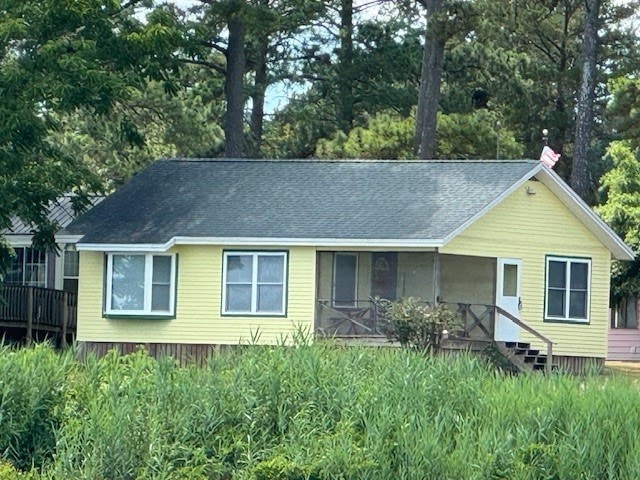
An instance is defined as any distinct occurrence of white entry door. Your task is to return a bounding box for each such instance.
[495,258,521,342]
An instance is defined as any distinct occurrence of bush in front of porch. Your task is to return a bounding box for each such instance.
[374,296,461,352]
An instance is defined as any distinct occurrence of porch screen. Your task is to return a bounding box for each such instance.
[333,253,357,307]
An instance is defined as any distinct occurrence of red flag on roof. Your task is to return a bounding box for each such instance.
[540,146,561,168]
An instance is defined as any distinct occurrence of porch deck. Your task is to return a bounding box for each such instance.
[0,286,77,346]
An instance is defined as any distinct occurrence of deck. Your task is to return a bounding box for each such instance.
[0,286,77,346]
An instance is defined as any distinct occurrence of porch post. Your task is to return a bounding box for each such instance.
[433,248,441,306]
[314,252,321,332]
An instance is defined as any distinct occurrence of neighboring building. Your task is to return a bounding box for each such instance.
[1,195,102,344]
[63,158,633,370]
[2,195,96,292]
[608,296,640,361]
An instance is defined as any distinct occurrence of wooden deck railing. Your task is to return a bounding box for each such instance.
[0,286,77,346]
[316,300,553,372]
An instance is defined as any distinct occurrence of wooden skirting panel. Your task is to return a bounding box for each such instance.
[76,341,231,366]
[554,355,604,375]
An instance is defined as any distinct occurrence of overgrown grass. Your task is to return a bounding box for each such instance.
[2,343,640,479]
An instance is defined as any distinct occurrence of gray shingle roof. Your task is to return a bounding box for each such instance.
[4,195,103,237]
[64,158,541,245]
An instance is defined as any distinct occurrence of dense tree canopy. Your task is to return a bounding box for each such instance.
[2,0,640,282]
[0,0,178,269]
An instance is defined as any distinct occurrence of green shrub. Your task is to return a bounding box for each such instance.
[375,297,461,352]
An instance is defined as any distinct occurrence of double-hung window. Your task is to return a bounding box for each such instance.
[222,251,287,315]
[105,253,176,316]
[5,247,47,287]
[545,256,590,322]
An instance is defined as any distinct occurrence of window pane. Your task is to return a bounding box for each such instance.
[502,264,518,297]
[226,285,251,312]
[548,261,566,288]
[25,265,46,287]
[570,262,588,290]
[6,248,24,285]
[258,255,284,283]
[334,254,357,306]
[258,285,283,312]
[152,256,171,283]
[64,250,79,277]
[547,289,565,317]
[111,255,145,311]
[151,284,171,311]
[63,278,79,293]
[569,291,587,319]
[226,255,253,283]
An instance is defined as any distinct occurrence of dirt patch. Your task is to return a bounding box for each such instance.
[605,360,640,378]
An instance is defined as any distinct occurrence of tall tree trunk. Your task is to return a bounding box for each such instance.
[224,16,246,158]
[337,0,354,131]
[249,34,268,158]
[415,0,445,159]
[571,0,600,201]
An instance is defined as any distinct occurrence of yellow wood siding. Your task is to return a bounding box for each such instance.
[441,180,611,358]
[77,246,317,345]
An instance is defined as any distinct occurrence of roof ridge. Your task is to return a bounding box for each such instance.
[162,157,539,164]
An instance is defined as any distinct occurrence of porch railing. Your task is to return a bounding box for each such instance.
[315,299,553,373]
[0,286,77,346]
[495,305,554,375]
[316,299,497,340]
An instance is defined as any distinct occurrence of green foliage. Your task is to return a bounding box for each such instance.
[316,111,415,159]
[608,77,640,152]
[597,141,640,297]
[0,0,180,273]
[0,344,75,472]
[315,109,523,160]
[3,344,640,478]
[375,297,461,353]
[50,75,225,189]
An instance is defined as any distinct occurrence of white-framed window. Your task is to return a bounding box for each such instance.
[333,252,358,307]
[5,247,47,287]
[222,251,287,315]
[105,253,176,316]
[545,256,590,322]
[63,245,79,293]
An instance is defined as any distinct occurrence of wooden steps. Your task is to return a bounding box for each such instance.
[497,341,558,374]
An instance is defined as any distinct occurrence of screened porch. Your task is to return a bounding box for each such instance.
[314,251,499,340]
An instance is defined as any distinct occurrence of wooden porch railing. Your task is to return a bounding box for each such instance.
[494,305,554,375]
[0,286,77,346]
[316,300,553,372]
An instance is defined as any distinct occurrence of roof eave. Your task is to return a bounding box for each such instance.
[76,236,446,252]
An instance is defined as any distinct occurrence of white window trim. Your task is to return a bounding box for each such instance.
[62,246,79,292]
[333,252,358,308]
[545,256,591,323]
[222,251,288,316]
[105,253,176,316]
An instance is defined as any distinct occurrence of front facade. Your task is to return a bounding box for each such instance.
[65,159,633,368]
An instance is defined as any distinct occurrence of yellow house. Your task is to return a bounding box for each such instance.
[63,159,633,372]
